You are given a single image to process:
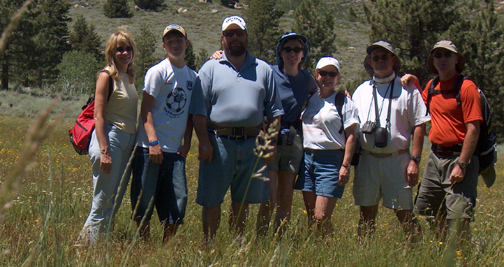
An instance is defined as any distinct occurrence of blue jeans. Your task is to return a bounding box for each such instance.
[82,124,135,243]
[131,147,187,224]
[302,149,345,198]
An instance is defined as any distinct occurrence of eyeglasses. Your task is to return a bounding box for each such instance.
[434,51,453,58]
[283,47,303,53]
[223,29,246,38]
[116,46,133,53]
[318,70,338,77]
[371,54,390,62]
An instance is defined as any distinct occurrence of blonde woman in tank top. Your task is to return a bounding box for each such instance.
[78,29,139,244]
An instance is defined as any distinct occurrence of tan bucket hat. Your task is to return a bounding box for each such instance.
[427,40,465,74]
[363,41,401,77]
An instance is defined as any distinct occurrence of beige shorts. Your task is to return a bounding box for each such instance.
[267,133,303,173]
[353,151,413,210]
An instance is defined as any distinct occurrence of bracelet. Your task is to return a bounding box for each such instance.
[342,163,350,168]
[149,140,159,146]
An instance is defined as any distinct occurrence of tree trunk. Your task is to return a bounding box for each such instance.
[1,46,8,90]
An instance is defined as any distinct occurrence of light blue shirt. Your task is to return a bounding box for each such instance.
[189,52,284,127]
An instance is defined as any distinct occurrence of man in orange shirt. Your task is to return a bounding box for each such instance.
[413,41,482,242]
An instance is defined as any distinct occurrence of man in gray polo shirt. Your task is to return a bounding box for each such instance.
[189,15,284,241]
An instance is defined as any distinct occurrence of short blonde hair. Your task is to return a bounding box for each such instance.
[104,29,136,83]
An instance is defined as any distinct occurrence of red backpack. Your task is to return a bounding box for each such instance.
[69,71,113,155]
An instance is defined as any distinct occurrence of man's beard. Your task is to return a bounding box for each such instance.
[226,41,246,57]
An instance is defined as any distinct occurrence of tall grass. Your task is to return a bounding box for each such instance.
[1,92,504,266]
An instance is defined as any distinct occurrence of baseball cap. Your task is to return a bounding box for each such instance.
[275,32,309,66]
[163,24,187,40]
[221,16,247,32]
[363,40,401,76]
[427,40,465,74]
[316,57,341,73]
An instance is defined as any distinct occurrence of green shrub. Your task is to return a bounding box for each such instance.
[134,0,164,11]
[103,0,133,18]
[55,51,99,95]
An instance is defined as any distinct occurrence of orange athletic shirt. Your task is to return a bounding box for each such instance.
[422,73,482,146]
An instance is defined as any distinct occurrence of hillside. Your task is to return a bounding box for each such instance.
[67,0,371,85]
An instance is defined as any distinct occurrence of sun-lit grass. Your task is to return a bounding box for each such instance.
[1,91,504,266]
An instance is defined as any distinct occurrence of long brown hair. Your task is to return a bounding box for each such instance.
[104,28,136,83]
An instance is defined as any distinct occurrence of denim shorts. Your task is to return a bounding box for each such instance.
[196,133,269,207]
[131,147,187,224]
[301,149,346,198]
[267,133,303,173]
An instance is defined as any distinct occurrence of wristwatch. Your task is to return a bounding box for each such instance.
[411,156,421,163]
[457,161,468,169]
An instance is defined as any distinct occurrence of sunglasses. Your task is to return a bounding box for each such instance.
[116,46,133,53]
[371,54,390,62]
[283,47,303,53]
[318,70,338,77]
[434,51,453,58]
[223,29,246,38]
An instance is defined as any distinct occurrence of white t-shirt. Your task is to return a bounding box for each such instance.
[352,76,430,153]
[302,91,359,150]
[136,58,197,153]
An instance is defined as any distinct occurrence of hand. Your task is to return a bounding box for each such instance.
[210,50,223,60]
[149,144,163,164]
[449,164,465,184]
[177,144,190,159]
[100,152,112,174]
[344,90,352,99]
[406,160,419,187]
[400,74,419,89]
[198,143,213,163]
[338,165,350,185]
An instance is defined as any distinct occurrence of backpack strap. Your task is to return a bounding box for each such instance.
[426,76,439,115]
[452,74,465,106]
[335,91,345,134]
[100,69,114,103]
[426,75,465,114]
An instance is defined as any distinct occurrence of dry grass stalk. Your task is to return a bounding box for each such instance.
[0,0,34,52]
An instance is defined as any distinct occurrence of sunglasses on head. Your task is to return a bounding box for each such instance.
[434,51,453,58]
[116,46,133,53]
[371,54,390,62]
[223,29,246,38]
[318,70,338,77]
[283,47,303,53]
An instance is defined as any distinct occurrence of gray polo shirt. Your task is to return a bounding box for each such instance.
[189,52,284,127]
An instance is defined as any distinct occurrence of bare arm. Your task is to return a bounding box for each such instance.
[140,92,163,164]
[339,123,358,185]
[94,71,113,174]
[407,123,425,187]
[401,74,420,89]
[193,114,213,163]
[450,121,480,183]
[178,114,193,159]
[263,116,281,164]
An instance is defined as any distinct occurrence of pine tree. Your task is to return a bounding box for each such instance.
[134,0,163,11]
[69,15,102,61]
[196,48,209,72]
[449,0,504,140]
[292,0,336,72]
[358,0,462,83]
[244,0,283,64]
[104,0,132,18]
[185,42,196,71]
[134,23,157,91]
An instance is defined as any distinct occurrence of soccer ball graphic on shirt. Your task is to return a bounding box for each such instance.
[166,88,187,113]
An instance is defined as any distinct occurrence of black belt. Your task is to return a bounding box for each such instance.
[431,144,462,158]
[209,126,261,142]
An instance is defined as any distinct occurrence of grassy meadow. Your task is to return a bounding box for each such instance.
[1,92,504,266]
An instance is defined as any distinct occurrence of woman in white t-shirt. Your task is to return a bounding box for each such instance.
[300,57,359,234]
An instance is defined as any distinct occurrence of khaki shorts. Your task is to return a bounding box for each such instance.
[413,150,478,219]
[267,133,303,173]
[353,151,413,210]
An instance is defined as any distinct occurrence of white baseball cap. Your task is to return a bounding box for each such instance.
[316,57,341,72]
[221,16,247,32]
